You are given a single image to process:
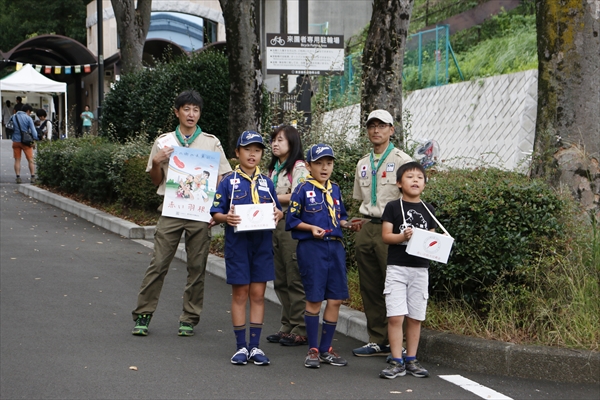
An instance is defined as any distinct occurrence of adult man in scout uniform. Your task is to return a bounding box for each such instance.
[131,90,232,337]
[351,109,413,356]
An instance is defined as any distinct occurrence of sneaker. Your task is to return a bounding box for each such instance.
[132,314,152,336]
[319,347,348,366]
[386,348,407,363]
[405,359,429,378]
[30,176,36,184]
[352,342,391,357]
[178,322,194,336]
[248,347,270,365]
[15,177,22,184]
[380,360,406,379]
[266,331,287,343]
[231,347,249,365]
[280,333,308,346]
[304,348,320,368]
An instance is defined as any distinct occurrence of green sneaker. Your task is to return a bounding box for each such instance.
[132,314,152,336]
[178,322,194,336]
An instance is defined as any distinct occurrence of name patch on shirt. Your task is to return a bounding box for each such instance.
[386,163,395,172]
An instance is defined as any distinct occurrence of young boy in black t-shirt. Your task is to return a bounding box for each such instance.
[379,162,437,379]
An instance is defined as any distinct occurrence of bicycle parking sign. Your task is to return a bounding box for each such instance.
[266,33,345,75]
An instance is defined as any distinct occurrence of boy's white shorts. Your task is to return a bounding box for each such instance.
[384,265,429,321]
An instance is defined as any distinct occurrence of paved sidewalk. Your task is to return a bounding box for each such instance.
[17,183,600,384]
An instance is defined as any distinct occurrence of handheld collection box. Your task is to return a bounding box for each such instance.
[233,203,277,232]
[406,228,454,264]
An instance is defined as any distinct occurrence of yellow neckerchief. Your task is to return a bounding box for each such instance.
[234,165,261,204]
[305,175,337,227]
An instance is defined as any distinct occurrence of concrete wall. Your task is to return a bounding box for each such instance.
[321,69,539,171]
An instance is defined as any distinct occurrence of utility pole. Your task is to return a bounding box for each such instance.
[97,0,104,124]
[296,0,311,127]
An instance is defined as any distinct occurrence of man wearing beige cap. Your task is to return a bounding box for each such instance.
[351,109,412,356]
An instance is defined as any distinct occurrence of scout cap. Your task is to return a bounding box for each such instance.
[306,143,335,162]
[237,130,265,148]
[366,109,394,125]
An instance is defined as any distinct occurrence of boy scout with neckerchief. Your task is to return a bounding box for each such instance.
[351,110,412,357]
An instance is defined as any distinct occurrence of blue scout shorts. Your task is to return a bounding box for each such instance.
[296,239,348,302]
[224,230,275,285]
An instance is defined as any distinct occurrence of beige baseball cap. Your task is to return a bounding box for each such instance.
[366,109,394,125]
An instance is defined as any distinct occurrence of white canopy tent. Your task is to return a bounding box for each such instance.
[0,64,68,138]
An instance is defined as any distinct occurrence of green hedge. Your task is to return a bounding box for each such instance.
[423,168,567,303]
[36,136,160,210]
[100,50,230,154]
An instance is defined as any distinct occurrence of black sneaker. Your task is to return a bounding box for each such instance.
[319,347,347,366]
[405,359,429,378]
[266,331,287,343]
[380,360,406,379]
[304,348,320,368]
[132,314,152,336]
[15,177,22,184]
[178,322,194,336]
[280,333,308,346]
[352,342,391,356]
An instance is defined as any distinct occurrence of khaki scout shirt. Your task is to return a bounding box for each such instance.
[353,147,412,218]
[270,160,309,212]
[146,131,232,196]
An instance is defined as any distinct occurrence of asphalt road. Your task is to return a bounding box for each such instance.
[1,139,598,399]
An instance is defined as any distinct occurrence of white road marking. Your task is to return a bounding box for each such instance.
[439,375,513,400]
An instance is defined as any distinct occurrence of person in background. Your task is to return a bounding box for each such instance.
[80,105,94,135]
[266,125,310,347]
[13,97,23,113]
[11,104,39,184]
[2,100,12,139]
[35,109,52,141]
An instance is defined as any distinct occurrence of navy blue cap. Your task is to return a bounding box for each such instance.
[236,130,265,148]
[306,143,335,162]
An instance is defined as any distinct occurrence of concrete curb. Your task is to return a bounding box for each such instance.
[18,184,600,384]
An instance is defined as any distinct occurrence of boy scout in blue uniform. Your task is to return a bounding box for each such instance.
[352,110,413,356]
[211,131,283,366]
[286,144,353,368]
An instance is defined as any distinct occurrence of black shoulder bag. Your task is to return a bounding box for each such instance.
[14,115,34,146]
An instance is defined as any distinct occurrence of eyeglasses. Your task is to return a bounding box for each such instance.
[367,123,391,130]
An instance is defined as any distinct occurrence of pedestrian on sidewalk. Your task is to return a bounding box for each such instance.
[286,144,353,369]
[11,104,39,184]
[266,125,309,347]
[211,130,283,366]
[351,109,412,357]
[379,162,435,379]
[131,90,231,337]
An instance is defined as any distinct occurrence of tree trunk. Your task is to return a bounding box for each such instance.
[533,0,600,214]
[361,0,414,145]
[111,0,152,75]
[219,0,263,156]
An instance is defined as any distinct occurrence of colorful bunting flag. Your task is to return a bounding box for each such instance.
[35,65,42,72]
[45,66,51,74]
[65,66,72,74]
[16,62,23,70]
[84,64,91,73]
[54,66,62,74]
[75,65,81,73]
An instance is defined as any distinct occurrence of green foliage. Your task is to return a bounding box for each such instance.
[36,136,160,211]
[423,168,567,303]
[37,136,118,202]
[100,50,230,153]
[0,0,88,52]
